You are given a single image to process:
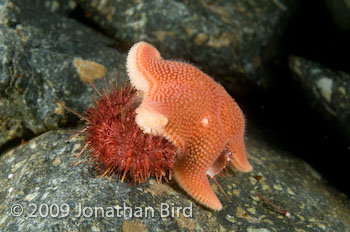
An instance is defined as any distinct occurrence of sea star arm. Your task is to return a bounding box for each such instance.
[174,140,225,211]
[227,137,252,172]
[126,41,162,96]
[135,101,168,136]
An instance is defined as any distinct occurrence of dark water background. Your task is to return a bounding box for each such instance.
[243,0,350,196]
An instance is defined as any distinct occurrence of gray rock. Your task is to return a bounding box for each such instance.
[324,0,350,32]
[73,0,298,92]
[0,129,349,231]
[0,0,127,148]
[289,56,350,142]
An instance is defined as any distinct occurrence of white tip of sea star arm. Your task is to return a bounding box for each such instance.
[135,104,168,136]
[126,41,161,95]
[126,42,149,94]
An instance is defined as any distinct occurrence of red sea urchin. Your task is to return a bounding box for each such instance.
[67,77,177,184]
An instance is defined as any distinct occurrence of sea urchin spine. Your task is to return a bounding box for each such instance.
[66,76,177,184]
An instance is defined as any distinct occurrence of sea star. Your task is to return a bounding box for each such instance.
[126,41,253,210]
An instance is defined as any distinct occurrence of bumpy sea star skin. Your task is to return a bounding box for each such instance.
[126,41,253,210]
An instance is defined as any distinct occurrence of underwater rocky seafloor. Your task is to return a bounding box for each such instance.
[1,128,349,231]
[1,0,349,231]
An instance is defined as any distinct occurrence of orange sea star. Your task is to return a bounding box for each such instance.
[126,41,253,210]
